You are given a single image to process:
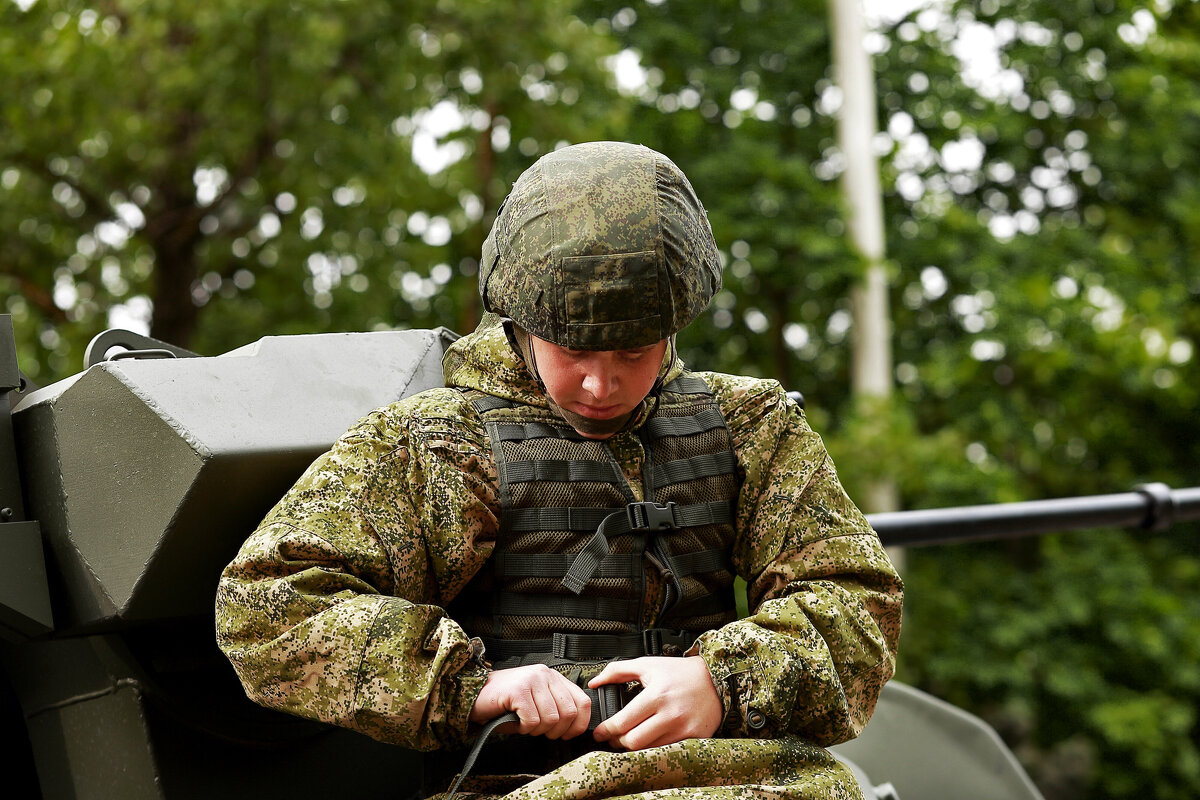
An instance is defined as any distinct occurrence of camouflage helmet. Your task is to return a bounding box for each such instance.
[480,141,722,350]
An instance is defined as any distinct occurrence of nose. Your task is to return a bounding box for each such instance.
[581,360,617,401]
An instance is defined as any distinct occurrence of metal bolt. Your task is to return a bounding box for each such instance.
[0,507,13,521]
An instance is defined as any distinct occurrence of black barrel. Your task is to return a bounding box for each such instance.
[868,484,1200,547]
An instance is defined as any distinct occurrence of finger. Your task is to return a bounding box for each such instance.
[592,690,654,742]
[563,686,593,740]
[543,682,584,740]
[526,682,563,736]
[509,686,543,735]
[609,707,688,751]
[588,659,645,688]
[565,697,592,739]
[544,671,592,739]
[637,728,690,750]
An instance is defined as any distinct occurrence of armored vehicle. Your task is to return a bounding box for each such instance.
[3,315,1197,799]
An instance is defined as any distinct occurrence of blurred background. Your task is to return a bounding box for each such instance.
[2,0,1198,797]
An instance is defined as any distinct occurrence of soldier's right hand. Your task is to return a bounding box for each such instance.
[469,664,593,740]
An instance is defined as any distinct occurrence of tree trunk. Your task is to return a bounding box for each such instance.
[149,238,200,348]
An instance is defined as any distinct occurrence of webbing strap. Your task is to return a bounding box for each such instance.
[445,711,519,800]
[561,509,641,594]
[492,421,588,442]
[493,592,635,620]
[469,395,515,414]
[669,547,733,577]
[482,629,699,663]
[649,450,738,490]
[502,458,621,485]
[586,682,631,729]
[561,501,735,594]
[662,375,712,395]
[495,551,641,579]
[507,506,612,532]
[644,407,726,438]
[663,590,731,620]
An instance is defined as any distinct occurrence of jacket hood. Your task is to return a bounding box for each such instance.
[442,314,686,413]
[442,314,544,405]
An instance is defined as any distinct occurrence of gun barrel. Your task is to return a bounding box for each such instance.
[868,484,1200,547]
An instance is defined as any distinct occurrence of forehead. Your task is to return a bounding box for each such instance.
[536,336,667,355]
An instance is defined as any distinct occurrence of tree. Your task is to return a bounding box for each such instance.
[1,0,626,382]
[7,1,1200,796]
[585,1,1200,797]
[867,2,1200,797]
[579,0,862,407]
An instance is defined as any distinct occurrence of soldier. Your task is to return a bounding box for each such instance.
[216,141,902,799]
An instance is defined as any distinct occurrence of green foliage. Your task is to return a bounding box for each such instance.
[580,0,861,402]
[1,0,626,380]
[870,2,1200,796]
[4,1,1200,798]
[898,529,1200,798]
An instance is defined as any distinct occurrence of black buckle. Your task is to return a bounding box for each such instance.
[642,628,663,655]
[626,501,677,531]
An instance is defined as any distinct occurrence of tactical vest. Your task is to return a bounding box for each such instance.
[433,375,742,794]
[451,374,741,681]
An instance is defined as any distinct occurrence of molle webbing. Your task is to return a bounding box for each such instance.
[643,406,727,438]
[493,548,732,579]
[560,500,734,594]
[650,450,737,488]
[459,374,740,672]
[490,593,636,620]
[481,628,701,664]
[502,498,730,533]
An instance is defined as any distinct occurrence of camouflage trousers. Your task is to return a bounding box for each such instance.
[430,736,865,800]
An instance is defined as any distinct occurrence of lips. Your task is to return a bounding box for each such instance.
[574,403,623,419]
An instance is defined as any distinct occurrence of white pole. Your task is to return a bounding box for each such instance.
[829,0,901,535]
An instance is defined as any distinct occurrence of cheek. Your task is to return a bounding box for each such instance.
[631,362,661,395]
[538,358,582,401]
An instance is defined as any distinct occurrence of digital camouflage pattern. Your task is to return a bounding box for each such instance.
[437,735,864,800]
[480,142,722,350]
[215,316,903,799]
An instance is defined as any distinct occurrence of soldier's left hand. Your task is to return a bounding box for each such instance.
[588,655,723,750]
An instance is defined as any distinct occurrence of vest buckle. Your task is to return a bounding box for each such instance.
[626,501,678,531]
[642,628,663,655]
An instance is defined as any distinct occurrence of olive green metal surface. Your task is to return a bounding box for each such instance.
[831,681,1044,800]
[6,329,449,799]
[13,330,450,632]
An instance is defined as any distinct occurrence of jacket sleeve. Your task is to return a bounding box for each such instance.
[691,374,903,746]
[214,391,497,751]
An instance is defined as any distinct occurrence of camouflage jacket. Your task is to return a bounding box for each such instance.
[215,317,902,769]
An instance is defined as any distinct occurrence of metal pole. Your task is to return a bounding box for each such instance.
[830,0,892,405]
[830,0,900,568]
[868,484,1200,547]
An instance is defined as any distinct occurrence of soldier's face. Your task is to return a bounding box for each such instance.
[531,336,669,438]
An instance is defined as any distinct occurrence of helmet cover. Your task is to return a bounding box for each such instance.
[480,141,721,350]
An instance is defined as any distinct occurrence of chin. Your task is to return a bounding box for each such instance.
[574,428,616,440]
